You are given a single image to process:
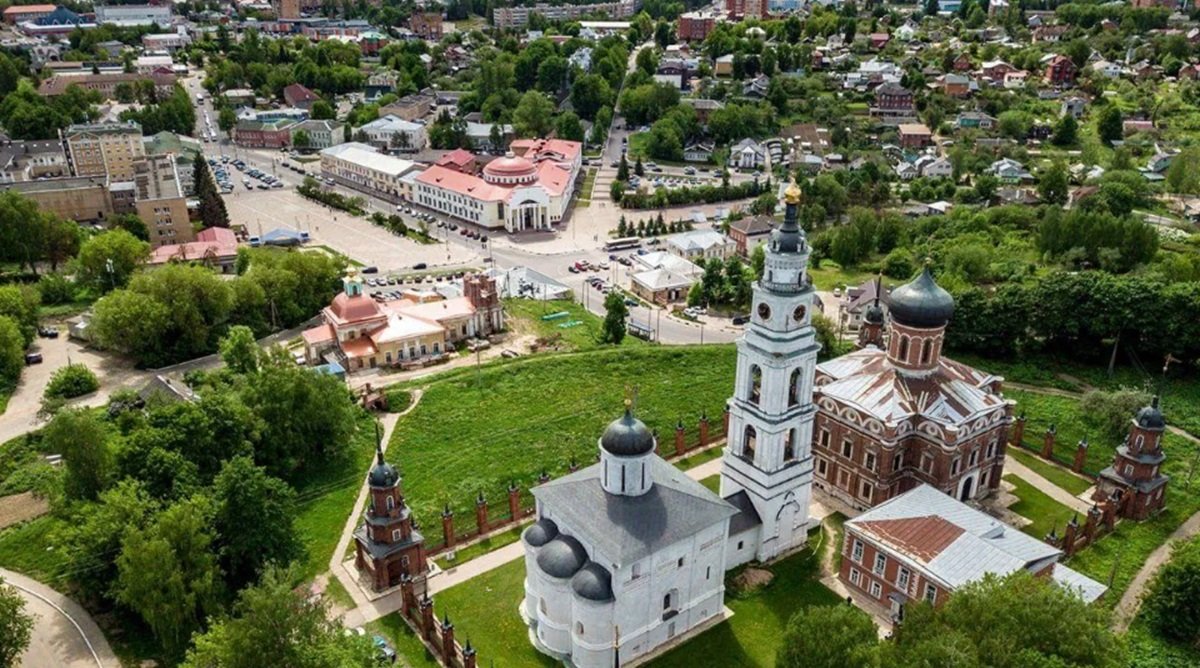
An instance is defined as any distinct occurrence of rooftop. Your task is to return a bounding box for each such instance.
[320,142,418,177]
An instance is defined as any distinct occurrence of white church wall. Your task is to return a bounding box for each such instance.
[570,595,615,667]
[536,572,573,654]
[725,525,762,569]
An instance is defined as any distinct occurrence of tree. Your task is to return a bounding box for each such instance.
[635,155,645,177]
[44,408,111,501]
[0,577,33,668]
[291,129,310,149]
[884,571,1124,668]
[43,363,99,400]
[181,564,374,668]
[1080,388,1151,444]
[116,495,223,658]
[91,290,171,362]
[1143,535,1200,648]
[62,480,157,602]
[219,326,261,375]
[777,604,877,668]
[0,317,23,388]
[1052,113,1078,146]
[310,99,335,120]
[76,229,150,292]
[1037,162,1069,206]
[750,244,766,280]
[1097,105,1123,145]
[570,74,612,121]
[513,90,555,138]
[1165,148,1200,195]
[218,106,236,133]
[600,291,628,344]
[212,456,300,589]
[194,158,231,228]
[554,111,584,142]
[110,213,150,241]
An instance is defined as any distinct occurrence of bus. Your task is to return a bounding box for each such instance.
[604,237,641,252]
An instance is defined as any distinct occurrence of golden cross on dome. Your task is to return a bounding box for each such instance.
[784,178,803,205]
[623,385,638,411]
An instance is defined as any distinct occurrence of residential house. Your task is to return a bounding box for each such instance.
[1091,59,1122,79]
[714,54,734,77]
[683,142,714,163]
[952,53,973,71]
[869,33,890,50]
[743,75,770,99]
[665,229,735,262]
[409,11,443,40]
[871,82,915,120]
[359,115,427,152]
[381,93,435,121]
[1044,54,1077,86]
[465,122,513,153]
[989,158,1033,183]
[233,119,294,148]
[1033,25,1069,42]
[683,98,724,126]
[283,83,321,111]
[956,111,997,130]
[289,119,345,150]
[919,156,954,178]
[148,226,239,273]
[894,161,918,180]
[1061,96,1087,118]
[898,123,933,149]
[1003,70,1029,89]
[727,215,774,257]
[938,73,973,97]
[677,11,718,41]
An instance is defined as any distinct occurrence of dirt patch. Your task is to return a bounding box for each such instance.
[733,567,774,594]
[0,491,49,529]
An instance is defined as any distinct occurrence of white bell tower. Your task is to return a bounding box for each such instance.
[719,180,819,562]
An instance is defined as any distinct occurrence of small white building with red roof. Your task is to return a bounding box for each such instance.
[147,227,239,273]
[412,138,581,233]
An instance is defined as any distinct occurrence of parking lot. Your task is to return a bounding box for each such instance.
[208,155,287,194]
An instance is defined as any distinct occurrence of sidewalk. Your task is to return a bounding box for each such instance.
[1004,456,1092,514]
[1,567,118,668]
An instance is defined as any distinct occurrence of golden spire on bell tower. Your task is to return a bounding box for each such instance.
[784,178,803,205]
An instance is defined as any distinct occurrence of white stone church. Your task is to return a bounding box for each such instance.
[521,183,819,667]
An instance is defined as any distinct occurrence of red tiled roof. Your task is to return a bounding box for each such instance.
[4,4,56,15]
[148,227,238,265]
[302,322,336,344]
[856,516,965,562]
[435,148,475,167]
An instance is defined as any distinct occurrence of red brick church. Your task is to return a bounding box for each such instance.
[1094,396,1170,520]
[811,270,1014,511]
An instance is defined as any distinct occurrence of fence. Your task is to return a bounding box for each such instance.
[396,575,479,668]
[1009,414,1102,478]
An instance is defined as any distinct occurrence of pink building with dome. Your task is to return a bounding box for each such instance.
[412,138,581,233]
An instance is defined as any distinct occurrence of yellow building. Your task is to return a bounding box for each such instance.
[133,154,194,248]
[62,121,146,182]
[8,177,113,222]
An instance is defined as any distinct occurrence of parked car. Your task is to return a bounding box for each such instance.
[292,352,306,365]
[24,353,42,365]
[371,635,396,664]
[412,262,428,270]
[731,314,750,326]
[38,327,58,338]
[362,266,379,274]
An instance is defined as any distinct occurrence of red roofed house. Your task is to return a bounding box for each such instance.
[283,83,321,111]
[147,227,239,273]
[434,148,478,175]
[302,269,503,371]
[412,137,581,233]
[811,269,1013,511]
[3,4,56,24]
[840,484,1106,623]
[869,32,891,49]
[1045,54,1077,86]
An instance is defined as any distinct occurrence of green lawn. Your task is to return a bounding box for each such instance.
[807,261,873,292]
[650,536,842,667]
[503,298,646,353]
[388,345,736,534]
[824,512,848,574]
[292,411,379,579]
[369,612,442,668]
[674,444,724,471]
[1006,447,1093,497]
[434,525,525,571]
[0,515,70,581]
[1006,389,1111,475]
[1002,474,1076,541]
[699,474,720,493]
[1126,618,1200,667]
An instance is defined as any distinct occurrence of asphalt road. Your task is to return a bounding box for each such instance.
[2,568,119,668]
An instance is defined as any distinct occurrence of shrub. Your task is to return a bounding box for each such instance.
[43,364,100,400]
[37,274,76,305]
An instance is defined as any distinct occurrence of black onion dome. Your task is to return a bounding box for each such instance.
[601,407,655,456]
[864,299,885,325]
[571,562,614,602]
[887,267,954,328]
[1136,396,1166,430]
[368,447,399,487]
[523,517,559,547]
[536,535,588,578]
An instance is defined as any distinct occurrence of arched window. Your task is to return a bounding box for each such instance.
[386,495,395,511]
[897,336,910,363]
[540,598,548,614]
[788,369,801,407]
[743,425,757,460]
[920,339,933,365]
[784,429,797,462]
[749,365,762,404]
[575,622,584,637]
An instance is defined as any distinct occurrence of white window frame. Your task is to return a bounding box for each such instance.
[873,553,887,576]
[924,583,938,604]
[870,580,882,598]
[852,539,864,563]
[897,567,911,591]
[849,568,861,586]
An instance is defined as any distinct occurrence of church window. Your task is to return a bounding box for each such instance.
[392,529,402,541]
[920,339,933,365]
[860,480,872,501]
[873,553,887,575]
[870,581,882,598]
[743,426,757,460]
[386,496,395,511]
[788,369,801,407]
[852,539,864,563]
[817,458,828,477]
[677,557,685,568]
[1135,435,1145,449]
[864,452,876,471]
[986,440,997,459]
[893,453,904,470]
[1124,464,1133,477]
[540,598,548,613]
[841,438,853,459]
[898,567,911,590]
[603,462,608,487]
[575,622,584,637]
[924,584,938,604]
[784,430,797,462]
[749,366,762,405]
[921,455,934,474]
[897,336,910,362]
[621,465,626,493]
[969,449,979,467]
[819,429,831,448]
[950,457,961,476]
[641,465,646,490]
[632,562,643,580]
[706,566,712,580]
[737,541,744,550]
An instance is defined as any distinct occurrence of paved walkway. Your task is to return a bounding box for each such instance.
[339,456,729,627]
[1004,456,1093,515]
[1,568,118,668]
